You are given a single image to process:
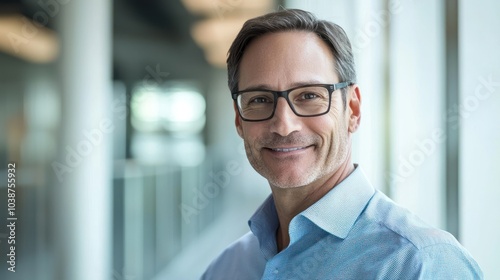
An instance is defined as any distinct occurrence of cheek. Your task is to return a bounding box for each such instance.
[240,124,261,146]
[313,110,347,151]
[328,103,349,135]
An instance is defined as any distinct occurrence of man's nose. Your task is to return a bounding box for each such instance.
[269,97,302,136]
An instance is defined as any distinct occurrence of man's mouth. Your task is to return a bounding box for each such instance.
[268,146,310,152]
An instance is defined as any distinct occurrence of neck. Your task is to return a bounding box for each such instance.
[272,156,355,252]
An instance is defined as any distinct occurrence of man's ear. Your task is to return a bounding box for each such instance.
[348,85,362,133]
[234,102,243,138]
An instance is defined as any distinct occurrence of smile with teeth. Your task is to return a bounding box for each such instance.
[270,146,307,152]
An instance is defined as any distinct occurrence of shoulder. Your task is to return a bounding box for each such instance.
[413,242,484,279]
[200,231,266,280]
[358,190,483,279]
[364,190,458,249]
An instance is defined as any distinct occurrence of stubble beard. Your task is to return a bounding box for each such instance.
[244,126,350,189]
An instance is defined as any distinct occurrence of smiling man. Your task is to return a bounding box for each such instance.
[201,9,482,280]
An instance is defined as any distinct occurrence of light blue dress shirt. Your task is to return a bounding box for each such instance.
[201,166,483,279]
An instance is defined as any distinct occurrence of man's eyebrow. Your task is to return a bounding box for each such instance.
[240,80,328,92]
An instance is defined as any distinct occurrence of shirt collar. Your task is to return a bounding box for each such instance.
[248,195,279,259]
[297,165,375,239]
[248,165,375,258]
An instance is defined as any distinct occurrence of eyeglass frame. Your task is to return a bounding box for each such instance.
[231,81,352,122]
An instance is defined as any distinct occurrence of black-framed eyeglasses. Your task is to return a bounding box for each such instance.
[231,82,352,122]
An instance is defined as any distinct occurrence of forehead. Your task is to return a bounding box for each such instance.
[238,31,337,91]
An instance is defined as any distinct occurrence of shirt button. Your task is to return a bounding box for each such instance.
[273,269,279,274]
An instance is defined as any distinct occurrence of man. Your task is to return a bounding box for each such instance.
[202,9,482,279]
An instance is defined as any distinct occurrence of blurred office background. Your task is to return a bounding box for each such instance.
[0,0,498,279]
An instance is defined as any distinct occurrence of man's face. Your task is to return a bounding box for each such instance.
[235,31,360,189]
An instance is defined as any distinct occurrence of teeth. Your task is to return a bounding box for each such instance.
[272,147,304,152]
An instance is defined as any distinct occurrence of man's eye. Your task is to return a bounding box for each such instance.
[300,92,320,100]
[250,97,272,104]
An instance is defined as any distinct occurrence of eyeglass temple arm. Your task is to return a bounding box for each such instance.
[333,81,353,91]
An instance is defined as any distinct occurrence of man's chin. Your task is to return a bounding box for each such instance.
[266,174,315,189]
[249,159,317,188]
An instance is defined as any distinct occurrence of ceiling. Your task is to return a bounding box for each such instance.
[0,0,212,83]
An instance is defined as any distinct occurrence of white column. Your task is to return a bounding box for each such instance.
[460,0,500,278]
[54,0,112,279]
[387,0,445,229]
